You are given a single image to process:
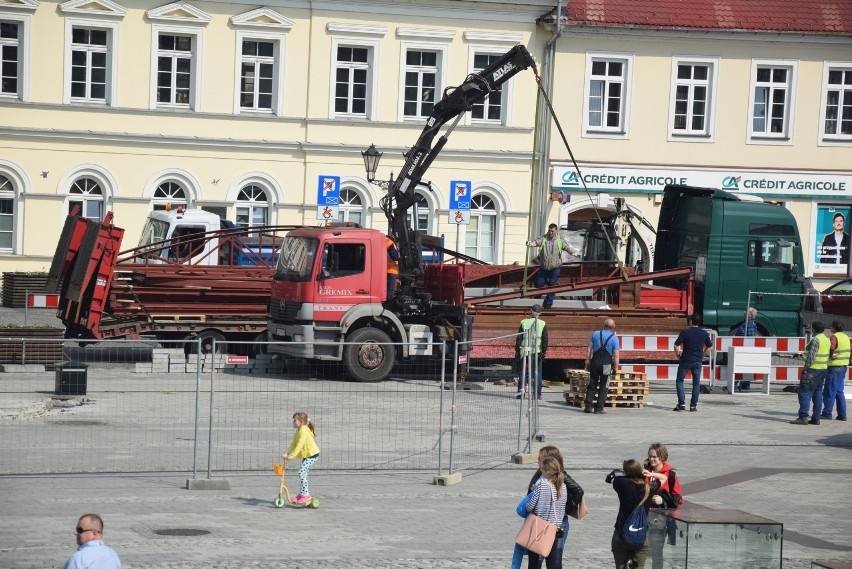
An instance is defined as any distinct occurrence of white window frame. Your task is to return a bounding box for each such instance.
[336,187,366,225]
[405,191,434,235]
[149,24,204,111]
[0,173,15,253]
[582,52,633,139]
[747,59,797,144]
[234,184,270,227]
[0,12,33,102]
[398,40,449,122]
[818,61,852,146]
[63,18,119,105]
[465,192,499,264]
[328,36,379,120]
[466,47,513,126]
[667,56,718,142]
[233,30,286,116]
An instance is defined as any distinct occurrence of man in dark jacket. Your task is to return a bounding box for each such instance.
[673,315,712,412]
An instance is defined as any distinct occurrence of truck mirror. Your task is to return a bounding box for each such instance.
[319,267,332,280]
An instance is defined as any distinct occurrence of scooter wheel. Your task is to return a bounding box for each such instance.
[273,495,285,508]
[309,498,320,509]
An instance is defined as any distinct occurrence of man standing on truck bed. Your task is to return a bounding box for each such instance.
[527,224,580,309]
[673,315,712,412]
[791,320,831,425]
[585,318,619,414]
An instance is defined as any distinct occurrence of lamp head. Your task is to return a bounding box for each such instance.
[361,144,383,183]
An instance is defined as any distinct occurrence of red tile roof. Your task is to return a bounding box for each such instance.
[560,0,852,34]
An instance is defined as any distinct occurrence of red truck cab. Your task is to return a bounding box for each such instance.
[268,226,426,381]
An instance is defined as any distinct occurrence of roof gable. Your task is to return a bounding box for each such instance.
[59,0,127,18]
[146,1,211,24]
[231,7,293,30]
[0,0,40,11]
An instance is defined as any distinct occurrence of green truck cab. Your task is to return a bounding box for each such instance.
[655,184,804,336]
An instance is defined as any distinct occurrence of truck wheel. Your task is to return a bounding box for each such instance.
[344,328,396,382]
[184,330,227,355]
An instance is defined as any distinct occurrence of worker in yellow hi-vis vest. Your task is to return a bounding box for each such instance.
[514,304,548,400]
[791,320,831,425]
[821,320,848,421]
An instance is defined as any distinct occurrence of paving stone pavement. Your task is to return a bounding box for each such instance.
[1,305,851,568]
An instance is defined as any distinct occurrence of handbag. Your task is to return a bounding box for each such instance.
[568,494,588,520]
[515,483,558,556]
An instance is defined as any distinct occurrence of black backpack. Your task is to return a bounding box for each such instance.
[590,331,615,374]
[620,484,650,549]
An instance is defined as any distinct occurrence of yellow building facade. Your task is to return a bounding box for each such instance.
[0,0,850,291]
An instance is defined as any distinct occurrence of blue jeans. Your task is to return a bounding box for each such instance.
[797,369,827,418]
[513,516,569,569]
[822,366,847,418]
[675,362,703,408]
[535,266,561,308]
[518,356,543,397]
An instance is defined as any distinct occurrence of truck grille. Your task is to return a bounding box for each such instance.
[269,300,302,324]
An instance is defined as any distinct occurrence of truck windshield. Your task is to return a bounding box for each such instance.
[275,236,318,282]
[138,218,170,247]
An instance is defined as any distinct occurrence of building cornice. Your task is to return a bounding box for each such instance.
[0,126,535,161]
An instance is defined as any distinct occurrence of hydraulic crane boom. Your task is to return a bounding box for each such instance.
[384,44,538,294]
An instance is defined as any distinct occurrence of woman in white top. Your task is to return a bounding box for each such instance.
[525,455,568,569]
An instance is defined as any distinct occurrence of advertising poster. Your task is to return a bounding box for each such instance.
[814,205,851,276]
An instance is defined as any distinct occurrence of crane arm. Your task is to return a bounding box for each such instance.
[384,44,538,286]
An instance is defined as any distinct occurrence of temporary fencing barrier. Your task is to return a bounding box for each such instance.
[0,334,536,477]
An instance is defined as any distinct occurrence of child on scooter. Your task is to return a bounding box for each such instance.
[282,411,320,504]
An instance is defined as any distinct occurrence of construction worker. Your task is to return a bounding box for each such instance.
[790,320,831,425]
[527,223,580,308]
[822,320,849,421]
[386,235,399,300]
[514,304,548,399]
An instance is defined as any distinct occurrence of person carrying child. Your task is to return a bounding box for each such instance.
[282,411,320,504]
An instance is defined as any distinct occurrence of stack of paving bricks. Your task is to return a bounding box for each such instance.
[563,369,649,409]
[135,349,285,374]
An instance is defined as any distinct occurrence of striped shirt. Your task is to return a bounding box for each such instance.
[526,477,567,525]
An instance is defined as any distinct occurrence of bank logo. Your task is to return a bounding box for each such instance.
[562,171,580,186]
[722,175,741,189]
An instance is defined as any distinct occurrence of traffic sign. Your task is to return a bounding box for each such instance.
[316,175,340,220]
[449,180,471,225]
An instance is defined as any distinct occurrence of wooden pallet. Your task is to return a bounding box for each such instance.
[563,369,648,409]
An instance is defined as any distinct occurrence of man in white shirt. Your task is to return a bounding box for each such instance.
[63,514,121,569]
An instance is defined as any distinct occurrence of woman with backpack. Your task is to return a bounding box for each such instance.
[606,459,653,569]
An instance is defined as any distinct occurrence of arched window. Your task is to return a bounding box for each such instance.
[466,193,497,263]
[405,192,431,234]
[235,184,269,227]
[153,181,188,211]
[337,188,364,225]
[68,177,103,220]
[0,175,14,252]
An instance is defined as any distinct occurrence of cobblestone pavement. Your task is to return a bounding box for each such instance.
[1,305,851,568]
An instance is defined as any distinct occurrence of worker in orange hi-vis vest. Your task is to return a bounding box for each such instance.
[386,235,399,300]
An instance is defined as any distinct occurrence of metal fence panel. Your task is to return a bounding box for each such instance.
[0,336,533,476]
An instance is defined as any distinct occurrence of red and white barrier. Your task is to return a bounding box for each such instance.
[617,334,852,383]
[26,293,59,308]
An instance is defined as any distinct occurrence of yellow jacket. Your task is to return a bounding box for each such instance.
[286,425,320,458]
